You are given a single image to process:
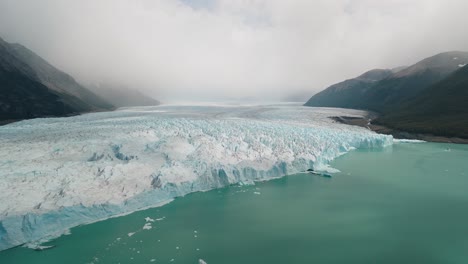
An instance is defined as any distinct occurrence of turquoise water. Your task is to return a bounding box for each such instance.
[1,142,468,263]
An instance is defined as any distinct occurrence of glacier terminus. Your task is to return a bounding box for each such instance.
[0,104,392,250]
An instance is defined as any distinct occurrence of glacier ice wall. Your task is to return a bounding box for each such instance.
[0,104,392,250]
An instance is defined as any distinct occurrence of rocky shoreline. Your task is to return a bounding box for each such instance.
[331,115,468,144]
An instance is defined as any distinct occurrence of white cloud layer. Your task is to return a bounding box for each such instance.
[1,0,467,101]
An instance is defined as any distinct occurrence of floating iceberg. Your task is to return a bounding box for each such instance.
[0,104,392,250]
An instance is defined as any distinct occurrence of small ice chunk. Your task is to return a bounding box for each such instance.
[143,223,152,230]
[145,217,155,222]
[128,232,136,237]
[459,64,466,67]
[156,217,165,221]
[253,192,261,195]
[33,245,55,251]
[199,259,207,264]
[150,259,156,262]
[238,180,255,186]
[394,139,425,143]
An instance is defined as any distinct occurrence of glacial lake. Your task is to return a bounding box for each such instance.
[1,142,468,263]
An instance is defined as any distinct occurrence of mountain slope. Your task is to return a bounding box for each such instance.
[362,51,468,113]
[0,69,76,121]
[304,69,394,109]
[0,37,114,122]
[377,65,468,138]
[7,41,113,111]
[0,39,76,121]
[305,51,468,113]
[91,84,160,108]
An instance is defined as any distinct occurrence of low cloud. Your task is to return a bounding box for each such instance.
[1,0,467,101]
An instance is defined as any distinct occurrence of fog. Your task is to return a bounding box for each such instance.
[1,0,468,101]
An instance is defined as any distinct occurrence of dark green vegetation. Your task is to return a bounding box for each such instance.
[305,51,468,139]
[378,65,468,138]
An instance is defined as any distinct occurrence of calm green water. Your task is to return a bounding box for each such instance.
[1,142,468,264]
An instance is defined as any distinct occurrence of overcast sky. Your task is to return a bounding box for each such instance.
[1,0,467,101]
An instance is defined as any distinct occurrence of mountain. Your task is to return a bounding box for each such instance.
[304,69,394,109]
[377,65,468,138]
[91,84,160,108]
[305,51,468,114]
[0,37,113,123]
[361,51,468,113]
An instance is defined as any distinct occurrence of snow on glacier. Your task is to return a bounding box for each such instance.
[0,104,392,250]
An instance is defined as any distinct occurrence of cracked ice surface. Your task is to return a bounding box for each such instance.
[0,104,392,250]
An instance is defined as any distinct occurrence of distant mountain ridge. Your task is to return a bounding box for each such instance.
[304,51,468,139]
[306,51,468,113]
[362,51,468,113]
[0,36,114,122]
[304,68,395,109]
[8,42,113,111]
[91,84,160,108]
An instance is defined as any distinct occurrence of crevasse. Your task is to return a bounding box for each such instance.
[0,104,392,250]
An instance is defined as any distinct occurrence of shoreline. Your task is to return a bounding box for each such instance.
[331,115,468,144]
[0,109,113,127]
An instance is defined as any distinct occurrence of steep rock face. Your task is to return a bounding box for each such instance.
[305,51,468,113]
[0,36,114,122]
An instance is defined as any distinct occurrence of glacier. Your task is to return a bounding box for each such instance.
[0,104,392,251]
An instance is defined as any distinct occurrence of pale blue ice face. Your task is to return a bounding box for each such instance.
[0,104,391,250]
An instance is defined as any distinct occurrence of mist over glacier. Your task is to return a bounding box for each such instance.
[0,104,392,250]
